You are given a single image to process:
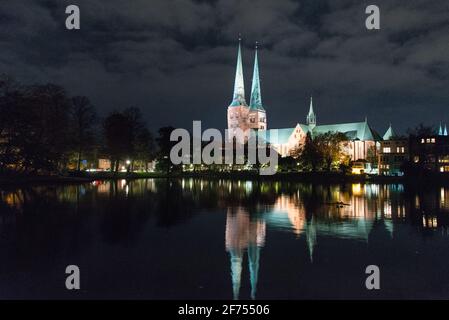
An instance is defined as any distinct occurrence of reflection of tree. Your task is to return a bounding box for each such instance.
[153,179,195,227]
[4,179,449,299]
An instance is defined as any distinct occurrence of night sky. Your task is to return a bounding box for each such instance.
[2,0,449,134]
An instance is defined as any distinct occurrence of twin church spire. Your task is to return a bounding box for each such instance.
[249,44,263,110]
[230,39,264,110]
[439,123,448,136]
[230,39,247,107]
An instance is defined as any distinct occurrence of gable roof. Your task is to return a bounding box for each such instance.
[252,128,295,145]
[310,121,382,141]
[383,125,396,140]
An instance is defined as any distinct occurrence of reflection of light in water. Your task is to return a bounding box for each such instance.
[2,191,24,210]
[352,184,362,196]
[440,188,449,210]
[415,196,420,209]
[384,201,392,218]
[365,184,379,197]
[98,181,109,194]
[245,181,253,193]
[423,216,438,228]
[270,195,305,236]
[398,204,405,218]
[125,185,129,196]
[120,179,126,189]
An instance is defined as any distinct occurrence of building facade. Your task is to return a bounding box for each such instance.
[378,125,408,176]
[226,41,382,161]
[410,133,449,173]
[227,41,267,144]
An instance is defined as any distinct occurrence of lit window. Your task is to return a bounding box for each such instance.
[383,147,391,153]
[431,138,436,143]
[426,138,431,143]
[421,139,425,143]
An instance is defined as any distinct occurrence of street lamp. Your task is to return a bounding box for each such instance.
[126,159,131,173]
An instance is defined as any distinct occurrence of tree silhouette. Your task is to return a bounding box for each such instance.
[103,112,133,173]
[70,96,98,171]
[156,126,176,176]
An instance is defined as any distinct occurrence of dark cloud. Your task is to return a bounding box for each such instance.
[1,0,449,134]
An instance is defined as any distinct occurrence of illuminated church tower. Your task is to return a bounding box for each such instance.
[227,40,267,143]
[306,96,316,130]
[248,44,267,131]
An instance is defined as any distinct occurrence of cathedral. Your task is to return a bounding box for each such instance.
[227,41,384,160]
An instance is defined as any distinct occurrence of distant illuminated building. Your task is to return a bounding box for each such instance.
[378,124,408,176]
[226,40,383,160]
[410,134,449,173]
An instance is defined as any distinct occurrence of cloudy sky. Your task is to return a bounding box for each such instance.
[1,0,449,134]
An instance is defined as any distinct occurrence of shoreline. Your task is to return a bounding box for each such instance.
[0,171,445,187]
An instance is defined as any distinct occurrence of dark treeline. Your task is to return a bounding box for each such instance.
[0,75,162,175]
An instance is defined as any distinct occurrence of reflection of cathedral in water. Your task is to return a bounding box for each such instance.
[225,207,265,300]
[224,184,407,299]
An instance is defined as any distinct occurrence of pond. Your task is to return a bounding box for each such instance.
[0,179,448,299]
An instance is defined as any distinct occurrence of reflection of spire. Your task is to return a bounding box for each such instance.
[229,249,243,300]
[248,244,260,300]
[305,217,317,263]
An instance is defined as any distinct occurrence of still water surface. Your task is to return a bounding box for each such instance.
[1,179,449,299]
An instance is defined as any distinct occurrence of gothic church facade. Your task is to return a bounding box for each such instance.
[227,41,384,160]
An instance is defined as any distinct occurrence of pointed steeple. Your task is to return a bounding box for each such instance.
[383,123,396,140]
[230,38,247,107]
[306,96,316,129]
[249,43,263,110]
[445,124,448,136]
[439,123,443,136]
